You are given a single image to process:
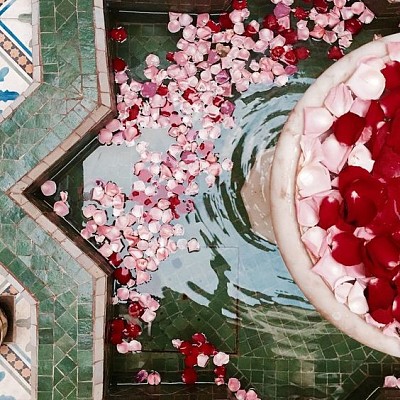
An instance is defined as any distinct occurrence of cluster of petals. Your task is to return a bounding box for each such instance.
[109,317,143,354]
[298,0,374,59]
[383,375,400,388]
[173,332,259,398]
[53,190,69,217]
[135,369,161,385]
[296,43,400,333]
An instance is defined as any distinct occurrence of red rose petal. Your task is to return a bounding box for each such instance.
[110,318,126,333]
[232,0,247,10]
[112,57,127,72]
[386,111,400,154]
[344,18,363,35]
[124,323,142,339]
[365,235,400,270]
[331,232,364,266]
[318,195,341,230]
[313,0,329,13]
[282,50,298,65]
[366,121,390,160]
[182,367,197,384]
[365,100,385,130]
[214,365,226,377]
[295,47,310,61]
[333,112,366,146]
[343,186,377,227]
[191,332,207,344]
[372,144,400,180]
[128,302,145,318]
[380,61,400,91]
[365,277,396,311]
[113,267,132,285]
[184,353,198,367]
[206,20,221,33]
[380,88,400,118]
[370,308,394,324]
[219,13,234,30]
[328,46,344,61]
[262,14,279,31]
[198,342,217,356]
[281,29,297,45]
[338,165,371,195]
[178,341,193,355]
[110,331,124,345]
[293,7,309,20]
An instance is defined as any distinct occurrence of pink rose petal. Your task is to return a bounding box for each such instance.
[147,371,161,385]
[54,201,69,217]
[41,180,57,196]
[213,351,229,366]
[228,378,241,392]
[347,63,385,101]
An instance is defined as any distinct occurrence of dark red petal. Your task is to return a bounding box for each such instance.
[262,14,279,31]
[198,342,217,356]
[386,110,400,154]
[206,20,221,33]
[338,166,371,195]
[372,144,400,180]
[365,277,396,311]
[370,308,394,324]
[110,331,124,345]
[365,235,400,270]
[184,353,198,367]
[313,0,329,13]
[331,232,364,266]
[110,318,126,333]
[113,267,132,285]
[333,112,366,145]
[191,332,207,344]
[380,88,400,118]
[343,187,377,227]
[293,7,309,20]
[128,302,144,318]
[295,46,310,60]
[318,195,341,230]
[381,61,400,90]
[366,120,390,160]
[282,50,298,65]
[328,46,344,60]
[281,29,297,45]
[182,367,197,384]
[178,340,193,355]
[112,57,127,72]
[271,46,285,60]
[365,100,385,130]
[124,323,142,339]
[232,0,247,9]
[344,18,363,35]
[214,365,226,377]
[109,252,123,267]
[219,13,234,30]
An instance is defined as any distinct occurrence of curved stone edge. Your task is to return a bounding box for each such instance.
[271,33,400,358]
[2,1,115,398]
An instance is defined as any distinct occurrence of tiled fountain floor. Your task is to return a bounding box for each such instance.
[0,0,33,114]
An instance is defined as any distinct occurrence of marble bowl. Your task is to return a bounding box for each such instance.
[270,33,400,357]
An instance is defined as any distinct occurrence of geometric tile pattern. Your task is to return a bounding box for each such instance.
[0,0,32,113]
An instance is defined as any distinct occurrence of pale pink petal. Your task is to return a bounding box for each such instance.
[215,377,225,386]
[228,378,241,392]
[83,204,97,218]
[334,281,353,304]
[358,8,374,24]
[60,191,68,202]
[312,249,346,289]
[213,351,229,366]
[116,342,129,354]
[98,128,113,144]
[197,354,209,368]
[145,54,160,67]
[41,180,57,196]
[236,390,247,400]
[347,63,385,100]
[80,228,91,240]
[147,371,161,385]
[245,390,259,400]
[168,20,181,33]
[136,270,151,285]
[296,197,320,227]
[349,98,371,117]
[54,201,69,217]
[91,186,105,201]
[301,226,328,258]
[187,238,200,252]
[172,339,183,349]
[303,107,334,136]
[127,340,142,353]
[117,287,130,300]
[347,281,369,315]
[99,243,113,258]
[141,309,157,323]
[383,376,399,388]
[321,135,352,174]
[347,143,374,172]
[297,163,331,197]
[324,83,354,117]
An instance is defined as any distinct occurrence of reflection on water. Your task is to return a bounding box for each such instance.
[82,75,314,312]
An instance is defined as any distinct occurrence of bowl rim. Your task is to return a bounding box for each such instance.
[270,33,400,357]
